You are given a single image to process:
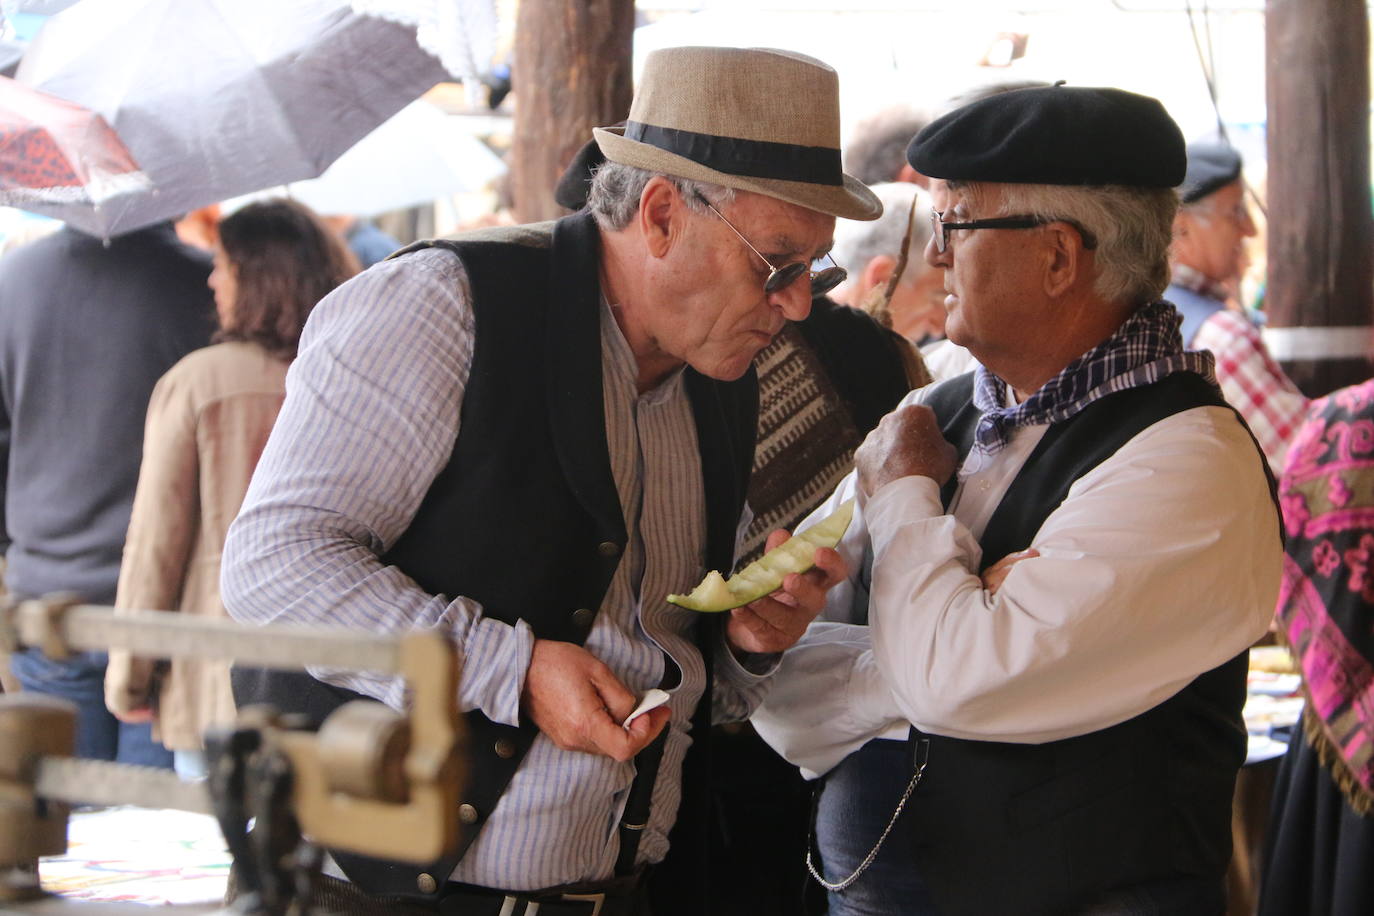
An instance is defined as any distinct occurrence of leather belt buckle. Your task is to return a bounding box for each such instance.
[560,891,606,915]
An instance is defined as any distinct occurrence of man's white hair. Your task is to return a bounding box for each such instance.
[830,182,932,298]
[958,181,1178,306]
[586,161,735,231]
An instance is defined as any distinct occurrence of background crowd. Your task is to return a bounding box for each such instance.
[0,15,1368,916]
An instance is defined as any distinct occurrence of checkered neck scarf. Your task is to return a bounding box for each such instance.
[969,300,1217,467]
[1169,263,1231,302]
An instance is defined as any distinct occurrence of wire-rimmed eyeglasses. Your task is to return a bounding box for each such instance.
[929,208,1098,253]
[693,191,846,298]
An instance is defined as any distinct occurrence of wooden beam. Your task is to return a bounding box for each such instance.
[1265,0,1374,395]
[510,0,635,224]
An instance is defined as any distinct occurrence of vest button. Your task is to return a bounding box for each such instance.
[572,607,595,628]
[597,541,621,558]
[494,738,516,759]
[459,803,480,824]
[417,873,438,894]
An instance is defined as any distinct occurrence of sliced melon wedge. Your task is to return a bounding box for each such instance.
[666,499,855,612]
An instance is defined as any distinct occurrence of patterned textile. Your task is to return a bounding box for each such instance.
[1275,378,1374,812]
[740,325,862,563]
[1168,263,1233,302]
[968,300,1216,467]
[1192,308,1308,471]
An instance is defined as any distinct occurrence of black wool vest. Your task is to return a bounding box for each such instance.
[231,211,758,901]
[902,370,1277,916]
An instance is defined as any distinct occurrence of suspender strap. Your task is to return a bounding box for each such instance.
[614,637,706,877]
[615,725,668,875]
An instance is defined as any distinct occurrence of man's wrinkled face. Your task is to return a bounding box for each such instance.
[924,181,1047,367]
[1173,180,1256,286]
[656,192,835,381]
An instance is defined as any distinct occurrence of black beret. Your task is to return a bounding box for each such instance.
[1179,140,1243,203]
[906,84,1185,188]
[554,136,608,211]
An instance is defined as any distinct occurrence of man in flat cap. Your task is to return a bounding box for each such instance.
[221,46,876,914]
[755,85,1281,915]
[1168,139,1307,470]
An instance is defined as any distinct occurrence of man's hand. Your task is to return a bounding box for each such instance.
[854,404,958,497]
[726,529,848,655]
[112,705,154,724]
[521,639,670,762]
[981,548,1038,596]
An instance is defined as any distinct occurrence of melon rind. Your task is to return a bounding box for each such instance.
[665,499,855,612]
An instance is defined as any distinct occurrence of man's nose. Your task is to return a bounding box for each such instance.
[1239,206,1258,237]
[924,234,948,268]
[770,277,813,322]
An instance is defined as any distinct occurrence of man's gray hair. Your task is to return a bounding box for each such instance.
[1177,188,1230,218]
[830,182,931,296]
[961,181,1178,306]
[587,161,735,230]
[938,79,1052,117]
[844,105,930,186]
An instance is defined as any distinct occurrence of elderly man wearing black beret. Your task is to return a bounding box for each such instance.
[754,85,1282,916]
[1167,140,1307,471]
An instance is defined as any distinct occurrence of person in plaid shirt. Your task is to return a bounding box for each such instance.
[1167,140,1308,470]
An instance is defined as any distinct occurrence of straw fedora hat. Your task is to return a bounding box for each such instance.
[594,46,882,221]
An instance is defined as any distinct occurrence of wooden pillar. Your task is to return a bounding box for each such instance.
[510,0,635,223]
[1264,0,1374,396]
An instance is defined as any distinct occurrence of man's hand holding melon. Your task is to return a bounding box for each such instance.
[522,523,848,761]
[723,528,847,656]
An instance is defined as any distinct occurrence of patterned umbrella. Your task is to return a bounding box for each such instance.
[0,74,151,208]
[12,0,462,237]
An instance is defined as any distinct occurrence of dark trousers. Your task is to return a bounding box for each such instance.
[1078,877,1224,915]
[10,648,173,767]
[706,723,822,915]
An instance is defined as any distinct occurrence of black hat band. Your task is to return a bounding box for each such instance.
[625,121,843,187]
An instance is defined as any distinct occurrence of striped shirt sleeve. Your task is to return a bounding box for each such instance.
[220,249,533,725]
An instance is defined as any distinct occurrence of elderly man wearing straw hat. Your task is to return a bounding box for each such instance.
[754,85,1282,916]
[220,46,875,914]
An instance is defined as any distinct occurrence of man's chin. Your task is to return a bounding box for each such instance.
[944,320,970,350]
[691,349,759,382]
[701,361,752,382]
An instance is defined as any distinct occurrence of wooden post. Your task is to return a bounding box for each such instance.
[1264,0,1374,395]
[510,0,635,223]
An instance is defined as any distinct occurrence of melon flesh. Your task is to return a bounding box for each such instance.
[666,499,855,612]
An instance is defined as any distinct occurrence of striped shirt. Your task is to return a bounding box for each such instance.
[221,247,770,890]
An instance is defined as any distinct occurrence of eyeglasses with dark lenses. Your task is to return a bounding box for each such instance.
[929,208,1099,253]
[694,192,847,298]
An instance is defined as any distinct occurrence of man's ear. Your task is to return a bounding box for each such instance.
[862,254,896,298]
[896,163,928,189]
[637,177,684,259]
[1042,222,1082,299]
[1170,211,1198,265]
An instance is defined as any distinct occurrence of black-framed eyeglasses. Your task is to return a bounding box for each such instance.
[929,208,1098,253]
[693,191,846,298]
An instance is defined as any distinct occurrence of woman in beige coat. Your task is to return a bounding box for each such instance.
[105,199,358,778]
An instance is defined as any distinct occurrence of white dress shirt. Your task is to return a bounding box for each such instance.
[752,382,1280,780]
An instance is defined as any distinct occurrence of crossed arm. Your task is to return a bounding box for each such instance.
[755,395,1281,775]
